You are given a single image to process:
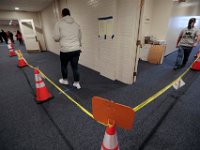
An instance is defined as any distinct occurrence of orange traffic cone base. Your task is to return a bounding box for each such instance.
[9,51,16,57]
[101,125,119,150]
[18,59,27,68]
[35,87,53,103]
[35,95,53,104]
[101,144,119,150]
[191,60,200,71]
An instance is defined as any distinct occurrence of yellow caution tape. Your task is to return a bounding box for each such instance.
[26,61,35,69]
[19,56,94,119]
[15,50,23,59]
[133,55,200,112]
[39,69,94,119]
[19,51,200,122]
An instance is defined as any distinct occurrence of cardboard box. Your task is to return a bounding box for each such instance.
[148,45,166,64]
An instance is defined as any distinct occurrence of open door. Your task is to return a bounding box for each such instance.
[19,19,40,52]
[133,0,145,82]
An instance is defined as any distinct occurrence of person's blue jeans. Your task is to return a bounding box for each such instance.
[175,46,193,67]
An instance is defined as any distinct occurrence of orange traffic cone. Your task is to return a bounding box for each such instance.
[191,59,200,71]
[7,44,16,57]
[18,58,27,67]
[9,49,16,57]
[15,50,27,67]
[9,47,16,57]
[101,124,119,150]
[34,68,53,103]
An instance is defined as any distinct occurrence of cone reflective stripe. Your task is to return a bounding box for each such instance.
[35,73,46,88]
[36,81,46,88]
[7,44,13,49]
[34,69,53,103]
[101,125,119,150]
[8,39,12,44]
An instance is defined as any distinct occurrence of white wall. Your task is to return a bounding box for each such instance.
[41,0,140,84]
[150,0,173,40]
[0,10,46,50]
[141,0,153,40]
[139,0,153,61]
[58,0,68,13]
[140,0,200,56]
[116,0,140,83]
[40,0,69,55]
[41,2,60,54]
[67,0,101,72]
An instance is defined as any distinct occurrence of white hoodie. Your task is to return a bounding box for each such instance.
[53,16,82,53]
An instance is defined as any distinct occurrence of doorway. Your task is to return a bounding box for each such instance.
[19,19,40,52]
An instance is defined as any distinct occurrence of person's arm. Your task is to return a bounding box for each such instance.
[53,23,60,42]
[79,27,82,47]
[193,31,200,47]
[176,30,183,48]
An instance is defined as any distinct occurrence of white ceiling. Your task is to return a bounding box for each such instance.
[0,0,53,12]
[0,0,54,26]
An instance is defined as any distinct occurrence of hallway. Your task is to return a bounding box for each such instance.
[0,0,200,149]
[0,41,200,150]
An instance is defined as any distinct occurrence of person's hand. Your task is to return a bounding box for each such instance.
[176,45,179,48]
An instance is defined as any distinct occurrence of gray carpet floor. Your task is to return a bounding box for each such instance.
[0,41,200,150]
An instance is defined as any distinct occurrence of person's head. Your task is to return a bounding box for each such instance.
[62,8,70,17]
[187,18,196,29]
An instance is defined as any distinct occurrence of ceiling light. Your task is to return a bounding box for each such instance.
[15,7,19,10]
[88,0,99,7]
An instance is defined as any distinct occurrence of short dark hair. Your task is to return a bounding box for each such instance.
[62,8,70,17]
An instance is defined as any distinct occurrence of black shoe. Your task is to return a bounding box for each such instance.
[173,66,181,70]
[181,64,186,67]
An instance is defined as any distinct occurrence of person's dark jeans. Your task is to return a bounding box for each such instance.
[60,50,81,81]
[174,46,193,68]
[0,36,3,43]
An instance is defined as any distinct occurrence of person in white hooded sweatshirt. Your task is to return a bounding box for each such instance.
[53,8,82,89]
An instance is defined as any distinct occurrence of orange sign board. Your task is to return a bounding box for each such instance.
[92,96,135,130]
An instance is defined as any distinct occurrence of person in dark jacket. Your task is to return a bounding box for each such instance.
[1,30,8,44]
[15,30,23,45]
[0,31,3,43]
[8,31,14,43]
